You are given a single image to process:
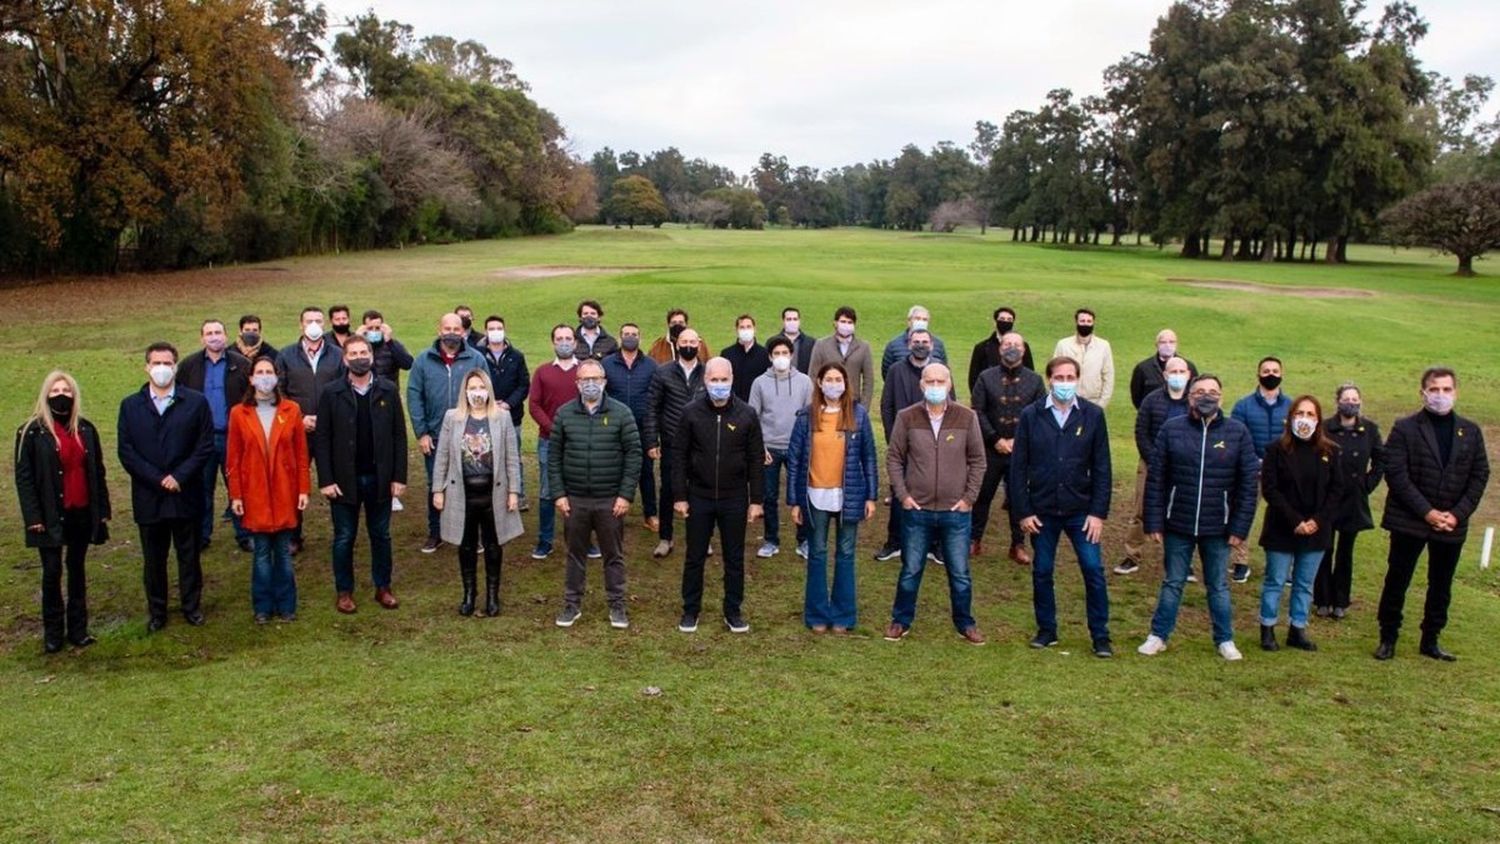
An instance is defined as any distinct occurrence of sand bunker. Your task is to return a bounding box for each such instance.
[1166,277,1374,298]
[493,265,664,280]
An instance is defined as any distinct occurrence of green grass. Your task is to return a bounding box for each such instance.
[2,226,1498,842]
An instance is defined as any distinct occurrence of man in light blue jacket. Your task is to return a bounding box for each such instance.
[408,313,484,553]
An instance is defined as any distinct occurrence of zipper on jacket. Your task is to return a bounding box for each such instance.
[1193,417,1208,535]
[714,409,723,498]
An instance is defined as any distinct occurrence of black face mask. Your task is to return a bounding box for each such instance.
[332,324,350,335]
[996,320,1014,335]
[346,358,374,376]
[48,394,74,419]
[440,334,464,350]
[621,336,640,352]
[1000,347,1024,366]
[669,324,686,342]
[1193,396,1220,418]
[459,316,473,331]
[581,316,599,330]
[1076,324,1095,337]
[240,331,260,347]
[1259,374,1282,390]
[676,345,698,361]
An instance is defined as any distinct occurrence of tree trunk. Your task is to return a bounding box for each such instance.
[1012,226,1021,241]
[1282,230,1295,262]
[1456,253,1475,276]
[1261,237,1275,261]
[1309,238,1318,262]
[1220,235,1234,260]
[1111,229,1122,246]
[1335,234,1348,263]
[1236,236,1255,260]
[1181,231,1202,258]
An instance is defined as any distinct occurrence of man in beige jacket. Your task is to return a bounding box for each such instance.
[1052,308,1115,408]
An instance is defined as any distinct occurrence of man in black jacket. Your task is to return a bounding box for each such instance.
[672,357,764,634]
[967,306,1035,394]
[314,336,409,615]
[970,332,1045,564]
[117,342,215,631]
[177,318,252,550]
[1128,329,1197,410]
[767,306,815,375]
[479,314,530,499]
[643,328,706,557]
[720,313,770,400]
[277,305,344,551]
[1374,366,1489,661]
[575,299,618,360]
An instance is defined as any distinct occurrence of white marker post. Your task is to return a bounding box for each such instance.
[1481,526,1494,570]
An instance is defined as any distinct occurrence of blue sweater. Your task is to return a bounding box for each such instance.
[784,404,879,524]
[1009,398,1112,519]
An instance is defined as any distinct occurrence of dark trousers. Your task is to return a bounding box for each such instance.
[423,452,442,540]
[39,509,92,644]
[458,491,501,584]
[201,430,247,544]
[140,517,203,621]
[762,447,807,548]
[1377,531,1463,640]
[330,474,394,593]
[658,447,677,541]
[639,453,658,519]
[970,452,1020,547]
[564,496,627,609]
[1315,529,1361,609]
[682,495,748,616]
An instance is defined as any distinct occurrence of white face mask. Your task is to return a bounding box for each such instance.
[783,319,800,334]
[467,389,489,407]
[835,322,854,338]
[737,328,755,344]
[1292,418,1317,440]
[304,322,324,342]
[487,329,506,346]
[911,318,929,332]
[149,364,175,388]
[771,355,792,373]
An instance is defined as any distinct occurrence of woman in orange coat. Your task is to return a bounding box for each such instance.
[227,357,310,623]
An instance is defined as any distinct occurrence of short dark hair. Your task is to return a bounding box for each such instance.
[1258,356,1282,370]
[908,329,932,342]
[300,306,323,320]
[200,318,224,333]
[620,322,640,333]
[551,323,575,341]
[1074,308,1095,321]
[1190,373,1222,391]
[834,306,857,323]
[766,336,793,354]
[1421,366,1458,389]
[667,308,688,323]
[1045,356,1079,378]
[454,303,472,313]
[485,314,505,328]
[362,309,383,323]
[736,313,755,326]
[238,314,261,330]
[578,299,603,318]
[342,335,372,355]
[781,307,800,319]
[993,306,1016,320]
[145,341,179,363]
[329,304,350,319]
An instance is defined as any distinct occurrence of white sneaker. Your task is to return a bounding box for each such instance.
[391,497,404,512]
[1137,634,1167,656]
[756,542,779,559]
[1218,641,1244,661]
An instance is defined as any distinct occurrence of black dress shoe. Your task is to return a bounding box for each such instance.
[69,634,97,648]
[184,611,206,626]
[146,617,167,633]
[1260,624,1280,652]
[44,639,65,654]
[1420,638,1457,662]
[237,539,253,553]
[1373,639,1396,660]
[1286,625,1317,651]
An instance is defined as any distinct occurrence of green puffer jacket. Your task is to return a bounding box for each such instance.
[547,397,643,501]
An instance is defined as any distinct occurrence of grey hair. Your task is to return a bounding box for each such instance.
[907,305,929,319]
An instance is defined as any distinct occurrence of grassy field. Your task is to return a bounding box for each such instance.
[2,226,1498,842]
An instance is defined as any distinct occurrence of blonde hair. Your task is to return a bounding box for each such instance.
[26,370,82,443]
[458,368,501,418]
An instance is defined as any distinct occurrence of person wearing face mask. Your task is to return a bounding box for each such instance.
[1138,375,1259,661]
[970,332,1045,565]
[604,322,658,532]
[573,299,618,360]
[408,313,485,554]
[16,371,111,653]
[1118,356,1194,576]
[527,324,583,559]
[768,306,815,374]
[1129,329,1197,410]
[314,336,409,614]
[177,318,252,551]
[748,336,814,559]
[454,304,484,349]
[648,309,709,365]
[1314,383,1385,619]
[809,306,874,407]
[878,329,954,563]
[786,362,878,633]
[1374,366,1489,662]
[643,327,706,557]
[1229,356,1291,584]
[234,314,277,364]
[327,304,354,349]
[479,315,530,502]
[431,369,522,619]
[226,358,309,624]
[359,309,414,390]
[721,314,771,401]
[1052,308,1114,408]
[1010,357,1114,657]
[880,305,949,379]
[276,306,344,554]
[883,363,987,645]
[547,360,641,630]
[117,342,215,632]
[967,306,1034,394]
[672,357,765,634]
[1255,396,1345,653]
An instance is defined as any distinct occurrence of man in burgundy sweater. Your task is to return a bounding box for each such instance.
[528,324,581,559]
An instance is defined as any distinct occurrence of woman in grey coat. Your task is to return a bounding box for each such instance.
[432,370,523,616]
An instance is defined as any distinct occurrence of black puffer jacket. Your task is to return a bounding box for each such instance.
[547,397,642,500]
[14,418,111,548]
[1323,416,1384,532]
[1134,387,1190,462]
[671,395,764,504]
[1145,411,1260,539]
[1381,410,1489,543]
[643,360,704,451]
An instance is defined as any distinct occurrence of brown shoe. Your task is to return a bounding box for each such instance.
[883,621,909,641]
[810,624,828,634]
[1008,544,1032,566]
[831,625,850,635]
[644,516,660,532]
[335,592,356,614]
[959,626,987,646]
[970,540,983,559]
[374,587,400,609]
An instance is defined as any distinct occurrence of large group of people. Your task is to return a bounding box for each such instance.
[13,300,1489,663]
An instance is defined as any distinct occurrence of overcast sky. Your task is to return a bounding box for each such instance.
[322,0,1500,176]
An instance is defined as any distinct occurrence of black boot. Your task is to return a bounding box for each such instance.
[1373,638,1397,660]
[1419,633,1456,662]
[1286,625,1317,651]
[458,557,477,617]
[1260,624,1279,651]
[483,550,501,617]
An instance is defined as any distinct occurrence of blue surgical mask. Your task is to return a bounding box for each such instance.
[364,330,384,344]
[923,385,948,405]
[1052,381,1077,403]
[1165,374,1189,392]
[707,383,733,402]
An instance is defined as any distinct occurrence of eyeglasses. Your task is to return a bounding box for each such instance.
[1189,390,1222,399]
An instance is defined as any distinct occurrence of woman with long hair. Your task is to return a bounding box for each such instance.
[1257,394,1344,652]
[227,357,309,623]
[14,370,111,652]
[785,362,878,633]
[432,369,523,616]
[1315,383,1384,619]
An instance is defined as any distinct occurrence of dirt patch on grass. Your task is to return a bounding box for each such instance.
[1166,277,1375,298]
[493,265,665,280]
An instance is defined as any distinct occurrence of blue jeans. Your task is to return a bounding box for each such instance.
[1030,513,1110,642]
[763,448,807,548]
[891,508,974,632]
[250,530,296,615]
[330,474,394,593]
[422,451,441,539]
[536,437,555,546]
[1151,532,1234,645]
[805,507,859,627]
[1261,549,1322,628]
[201,430,247,543]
